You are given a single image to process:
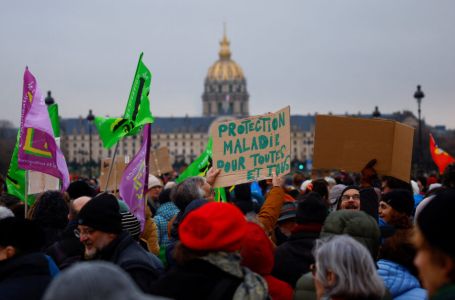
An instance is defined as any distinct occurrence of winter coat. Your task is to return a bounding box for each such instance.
[96,231,164,294]
[0,252,52,300]
[272,224,321,287]
[141,205,160,255]
[377,259,427,300]
[46,220,84,269]
[150,252,268,300]
[154,201,179,248]
[294,210,384,300]
[258,186,285,236]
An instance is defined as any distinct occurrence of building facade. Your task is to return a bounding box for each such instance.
[60,32,423,176]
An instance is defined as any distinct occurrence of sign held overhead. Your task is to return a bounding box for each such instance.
[313,115,414,182]
[211,106,291,187]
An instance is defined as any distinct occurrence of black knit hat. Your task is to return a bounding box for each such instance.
[381,189,414,216]
[417,188,455,258]
[66,180,95,200]
[0,217,45,253]
[78,193,122,234]
[296,192,328,224]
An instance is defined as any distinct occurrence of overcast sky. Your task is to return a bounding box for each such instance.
[1,0,454,129]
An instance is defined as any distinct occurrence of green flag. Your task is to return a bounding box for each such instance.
[5,130,26,201]
[95,53,154,148]
[176,137,226,202]
[47,103,60,138]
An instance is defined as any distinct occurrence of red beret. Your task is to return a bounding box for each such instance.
[179,202,247,252]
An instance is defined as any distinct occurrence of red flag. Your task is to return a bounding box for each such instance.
[430,133,455,174]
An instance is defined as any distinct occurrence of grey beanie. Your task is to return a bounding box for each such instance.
[42,261,167,300]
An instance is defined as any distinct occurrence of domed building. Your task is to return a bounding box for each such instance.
[61,30,316,174]
[202,31,249,116]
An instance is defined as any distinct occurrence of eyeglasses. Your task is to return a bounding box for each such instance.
[74,228,96,238]
[341,194,360,201]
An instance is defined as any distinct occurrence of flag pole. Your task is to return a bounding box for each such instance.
[24,171,28,218]
[104,141,120,192]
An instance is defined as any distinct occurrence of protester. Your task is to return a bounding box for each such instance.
[43,261,165,300]
[274,201,297,246]
[294,210,382,299]
[29,190,69,249]
[414,188,455,299]
[66,180,95,200]
[146,175,163,215]
[272,192,328,287]
[150,202,268,299]
[141,205,160,255]
[312,235,385,300]
[328,184,346,212]
[154,187,179,250]
[379,189,414,229]
[0,194,24,219]
[241,222,293,300]
[76,192,163,293]
[46,196,91,269]
[377,230,427,300]
[0,217,52,300]
[336,186,361,210]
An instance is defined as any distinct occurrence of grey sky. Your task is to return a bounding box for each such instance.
[1,0,454,128]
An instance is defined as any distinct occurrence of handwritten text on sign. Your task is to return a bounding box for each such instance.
[211,106,291,187]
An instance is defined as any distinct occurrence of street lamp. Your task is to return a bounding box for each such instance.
[86,109,95,178]
[414,85,425,171]
[45,91,55,106]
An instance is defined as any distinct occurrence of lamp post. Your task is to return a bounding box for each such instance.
[45,91,55,106]
[86,109,95,178]
[414,85,425,172]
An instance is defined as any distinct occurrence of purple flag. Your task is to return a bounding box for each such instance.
[119,124,151,231]
[18,68,70,191]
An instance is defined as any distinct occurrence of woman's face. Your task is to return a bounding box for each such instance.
[378,201,393,223]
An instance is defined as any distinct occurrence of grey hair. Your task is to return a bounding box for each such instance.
[314,235,385,299]
[171,176,206,211]
[0,206,14,220]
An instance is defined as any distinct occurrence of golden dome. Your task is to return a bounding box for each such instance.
[207,31,244,81]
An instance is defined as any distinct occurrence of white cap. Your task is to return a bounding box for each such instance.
[148,175,163,188]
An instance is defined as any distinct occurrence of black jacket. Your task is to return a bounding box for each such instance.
[272,224,321,287]
[0,252,52,300]
[150,258,242,300]
[96,231,164,294]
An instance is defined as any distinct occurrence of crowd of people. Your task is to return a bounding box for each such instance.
[0,162,455,300]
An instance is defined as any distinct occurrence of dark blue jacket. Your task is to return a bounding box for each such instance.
[0,252,52,300]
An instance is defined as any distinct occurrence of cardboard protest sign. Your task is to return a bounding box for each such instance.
[211,106,291,187]
[149,147,173,176]
[313,115,414,182]
[27,171,60,195]
[99,156,127,192]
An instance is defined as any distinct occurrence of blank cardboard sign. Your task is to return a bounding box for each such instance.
[99,156,127,192]
[313,115,414,182]
[211,106,291,187]
[149,147,173,176]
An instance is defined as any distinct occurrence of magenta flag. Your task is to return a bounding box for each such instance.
[119,124,151,231]
[18,68,70,191]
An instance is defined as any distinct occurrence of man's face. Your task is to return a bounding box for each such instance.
[339,189,361,210]
[0,246,15,261]
[148,186,162,200]
[77,225,115,259]
[413,228,451,296]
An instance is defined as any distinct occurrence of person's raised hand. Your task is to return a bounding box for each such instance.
[206,167,221,186]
